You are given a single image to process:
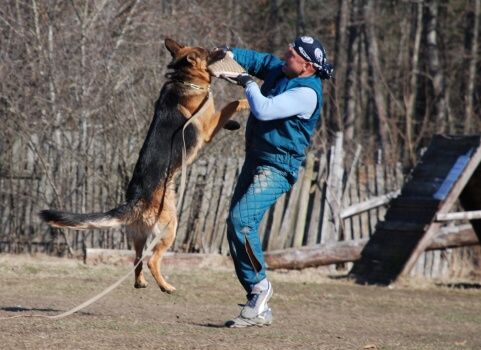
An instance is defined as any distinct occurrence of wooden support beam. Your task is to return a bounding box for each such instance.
[340,190,400,219]
[436,210,481,221]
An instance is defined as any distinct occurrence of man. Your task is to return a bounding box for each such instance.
[217,36,333,328]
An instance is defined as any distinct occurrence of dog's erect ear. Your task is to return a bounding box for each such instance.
[165,38,184,57]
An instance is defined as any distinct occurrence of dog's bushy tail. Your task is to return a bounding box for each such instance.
[39,202,136,230]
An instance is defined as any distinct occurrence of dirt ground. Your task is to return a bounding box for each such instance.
[0,254,480,350]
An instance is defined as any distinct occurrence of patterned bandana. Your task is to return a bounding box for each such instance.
[291,36,333,80]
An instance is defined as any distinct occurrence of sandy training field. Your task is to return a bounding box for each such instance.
[0,254,480,350]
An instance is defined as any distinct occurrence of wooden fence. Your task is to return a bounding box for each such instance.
[0,132,476,278]
[0,132,402,254]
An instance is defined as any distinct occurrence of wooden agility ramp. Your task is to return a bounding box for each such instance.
[349,134,481,285]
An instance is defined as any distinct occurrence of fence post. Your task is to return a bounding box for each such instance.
[293,152,315,248]
[320,132,344,243]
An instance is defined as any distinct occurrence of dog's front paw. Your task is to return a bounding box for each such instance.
[236,99,250,111]
[223,120,241,130]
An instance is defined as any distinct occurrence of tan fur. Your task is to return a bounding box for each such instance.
[130,40,248,293]
[41,39,249,294]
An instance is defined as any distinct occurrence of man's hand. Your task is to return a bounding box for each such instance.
[236,73,253,88]
[212,45,231,60]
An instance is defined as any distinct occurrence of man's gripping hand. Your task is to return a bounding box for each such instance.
[212,45,231,59]
[236,73,254,88]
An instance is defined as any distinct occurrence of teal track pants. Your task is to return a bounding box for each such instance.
[226,158,296,293]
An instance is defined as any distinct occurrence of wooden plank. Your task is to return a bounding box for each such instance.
[174,163,200,251]
[332,133,344,240]
[188,160,208,252]
[376,162,386,220]
[278,167,305,248]
[321,147,334,243]
[358,166,370,239]
[320,147,335,243]
[194,158,217,253]
[431,250,442,278]
[340,190,400,219]
[436,210,481,221]
[306,154,326,245]
[349,165,362,240]
[266,193,286,251]
[341,145,362,242]
[342,144,362,203]
[293,153,315,248]
[219,157,245,255]
[367,163,377,235]
[214,157,239,255]
[202,157,224,252]
[342,183,353,240]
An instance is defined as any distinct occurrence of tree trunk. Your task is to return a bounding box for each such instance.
[328,0,349,135]
[363,0,390,155]
[264,225,479,269]
[228,0,240,44]
[296,0,306,37]
[404,0,423,168]
[267,0,282,54]
[426,0,447,133]
[464,0,480,133]
[343,0,361,142]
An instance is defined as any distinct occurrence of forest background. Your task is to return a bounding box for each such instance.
[0,0,480,258]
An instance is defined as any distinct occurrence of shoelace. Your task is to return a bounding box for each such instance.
[245,293,260,308]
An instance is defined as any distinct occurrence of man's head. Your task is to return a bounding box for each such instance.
[282,36,333,80]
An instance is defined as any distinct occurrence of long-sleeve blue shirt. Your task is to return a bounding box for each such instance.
[231,47,323,173]
[244,78,317,121]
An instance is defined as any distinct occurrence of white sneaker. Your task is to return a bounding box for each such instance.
[240,281,273,319]
[225,308,273,328]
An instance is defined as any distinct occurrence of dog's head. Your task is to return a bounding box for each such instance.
[165,38,220,82]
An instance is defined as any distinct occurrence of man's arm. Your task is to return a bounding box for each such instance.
[231,48,283,81]
[244,82,317,121]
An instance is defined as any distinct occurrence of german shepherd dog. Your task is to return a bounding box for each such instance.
[39,38,248,293]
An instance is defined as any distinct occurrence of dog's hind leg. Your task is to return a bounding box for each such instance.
[147,213,177,293]
[147,190,177,293]
[130,224,149,288]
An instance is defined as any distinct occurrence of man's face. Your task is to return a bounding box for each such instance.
[282,46,308,79]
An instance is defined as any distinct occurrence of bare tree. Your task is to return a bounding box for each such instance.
[267,0,282,54]
[425,0,448,133]
[343,0,361,143]
[296,0,306,37]
[404,0,424,167]
[464,0,480,133]
[363,0,391,155]
[327,0,349,136]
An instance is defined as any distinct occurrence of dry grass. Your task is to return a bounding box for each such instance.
[1,254,480,350]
